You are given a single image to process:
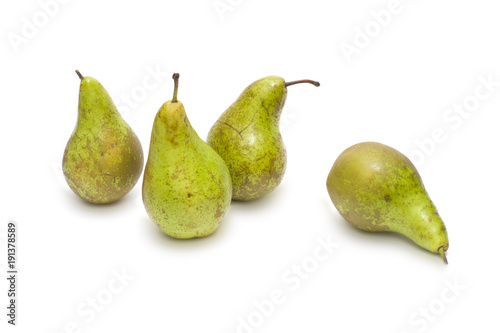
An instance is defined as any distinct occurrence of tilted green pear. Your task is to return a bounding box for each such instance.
[326,142,449,263]
[63,70,144,204]
[142,74,232,239]
[207,76,319,201]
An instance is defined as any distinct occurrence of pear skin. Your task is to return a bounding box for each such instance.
[142,74,232,239]
[326,142,449,263]
[63,70,144,204]
[207,76,319,201]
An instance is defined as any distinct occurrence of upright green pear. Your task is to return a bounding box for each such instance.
[207,76,319,201]
[326,142,449,263]
[63,70,143,204]
[142,74,232,239]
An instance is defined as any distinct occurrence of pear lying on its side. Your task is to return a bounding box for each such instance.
[63,70,144,204]
[326,142,449,263]
[142,74,232,239]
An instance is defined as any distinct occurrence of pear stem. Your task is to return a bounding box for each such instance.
[284,79,320,87]
[438,247,448,264]
[75,70,84,80]
[172,73,180,103]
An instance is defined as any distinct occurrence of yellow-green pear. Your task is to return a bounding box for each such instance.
[326,142,449,263]
[142,74,232,239]
[207,76,319,201]
[63,70,144,204]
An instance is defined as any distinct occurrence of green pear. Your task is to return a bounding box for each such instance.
[63,70,144,204]
[207,76,319,201]
[142,74,232,239]
[326,142,449,263]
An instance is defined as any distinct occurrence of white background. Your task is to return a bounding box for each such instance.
[1,0,500,332]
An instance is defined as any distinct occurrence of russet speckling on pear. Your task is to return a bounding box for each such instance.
[326,142,449,263]
[62,70,144,204]
[207,76,320,201]
[142,74,232,239]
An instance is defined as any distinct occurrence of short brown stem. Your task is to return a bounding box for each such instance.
[285,79,320,87]
[75,70,84,80]
[172,73,180,103]
[438,247,448,264]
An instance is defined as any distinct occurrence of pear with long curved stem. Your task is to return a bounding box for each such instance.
[142,74,232,239]
[207,75,320,201]
[63,70,144,204]
[326,142,449,263]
